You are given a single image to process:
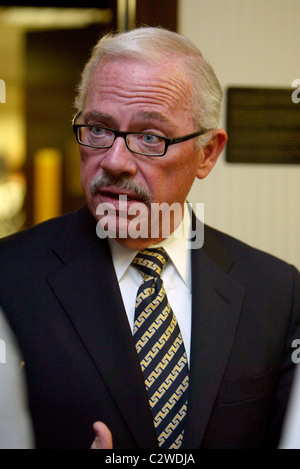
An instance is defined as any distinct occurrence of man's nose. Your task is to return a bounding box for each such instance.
[100,136,137,177]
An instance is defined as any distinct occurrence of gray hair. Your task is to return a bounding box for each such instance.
[74,27,223,147]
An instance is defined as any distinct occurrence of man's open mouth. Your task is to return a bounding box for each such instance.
[101,190,141,201]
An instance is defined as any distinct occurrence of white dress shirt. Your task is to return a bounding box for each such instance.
[108,205,192,364]
[0,308,34,448]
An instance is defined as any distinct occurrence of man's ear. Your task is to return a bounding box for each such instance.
[196,129,227,180]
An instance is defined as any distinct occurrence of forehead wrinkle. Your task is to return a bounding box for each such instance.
[101,83,192,129]
[94,63,192,107]
[128,80,191,107]
[136,69,193,108]
[98,82,186,105]
[88,86,192,131]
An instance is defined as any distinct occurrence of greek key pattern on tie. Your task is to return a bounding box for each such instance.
[132,248,189,449]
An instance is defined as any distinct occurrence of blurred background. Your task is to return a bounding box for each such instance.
[0,0,299,270]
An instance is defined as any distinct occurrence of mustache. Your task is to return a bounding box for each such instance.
[90,173,152,204]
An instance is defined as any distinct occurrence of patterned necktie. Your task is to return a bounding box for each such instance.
[132,247,189,449]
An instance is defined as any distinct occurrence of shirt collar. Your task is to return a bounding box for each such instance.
[108,204,192,290]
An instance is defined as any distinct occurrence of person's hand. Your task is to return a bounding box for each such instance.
[90,421,113,449]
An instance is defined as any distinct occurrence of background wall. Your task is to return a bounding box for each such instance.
[179,0,300,270]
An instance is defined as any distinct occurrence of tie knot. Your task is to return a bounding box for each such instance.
[132,247,168,278]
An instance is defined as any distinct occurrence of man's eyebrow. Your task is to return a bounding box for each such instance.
[132,110,177,132]
[132,110,168,122]
[82,110,117,127]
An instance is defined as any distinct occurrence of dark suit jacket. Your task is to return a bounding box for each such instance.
[0,205,299,449]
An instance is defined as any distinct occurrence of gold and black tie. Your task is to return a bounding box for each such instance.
[132,247,189,449]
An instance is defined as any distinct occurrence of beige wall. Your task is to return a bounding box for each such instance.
[179,0,300,270]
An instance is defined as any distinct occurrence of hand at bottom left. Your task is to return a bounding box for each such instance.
[90,421,113,449]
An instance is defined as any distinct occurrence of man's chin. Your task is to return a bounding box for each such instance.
[111,235,164,251]
[94,213,167,250]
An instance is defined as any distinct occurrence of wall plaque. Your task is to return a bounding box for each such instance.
[226,87,300,164]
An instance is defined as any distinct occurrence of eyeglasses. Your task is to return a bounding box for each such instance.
[72,112,209,157]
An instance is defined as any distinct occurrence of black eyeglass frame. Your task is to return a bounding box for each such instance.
[72,112,210,157]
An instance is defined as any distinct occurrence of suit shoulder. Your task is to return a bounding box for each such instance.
[0,207,95,272]
[204,224,297,275]
[0,205,98,271]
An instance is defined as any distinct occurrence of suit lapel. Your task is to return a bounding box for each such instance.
[47,206,157,448]
[182,225,245,449]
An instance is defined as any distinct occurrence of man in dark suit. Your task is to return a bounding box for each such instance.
[0,27,299,449]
